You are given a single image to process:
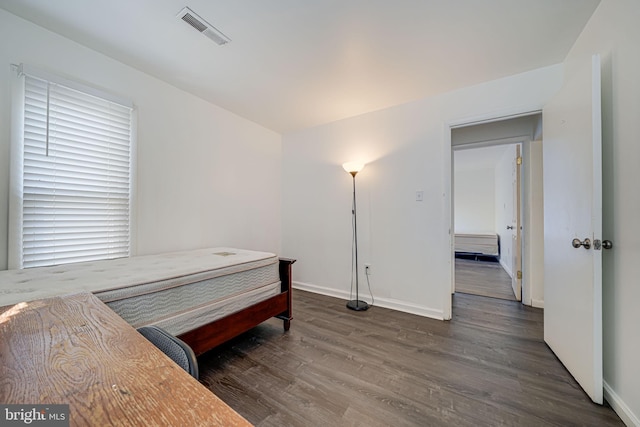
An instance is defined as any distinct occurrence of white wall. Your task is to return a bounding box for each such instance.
[454,167,495,233]
[282,64,562,319]
[566,1,640,424]
[0,10,282,271]
[451,115,538,147]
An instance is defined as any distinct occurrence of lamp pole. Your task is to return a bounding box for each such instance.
[346,169,369,311]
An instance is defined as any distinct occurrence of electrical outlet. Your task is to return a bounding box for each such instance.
[365,264,372,275]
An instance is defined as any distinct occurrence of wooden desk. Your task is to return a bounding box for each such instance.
[0,292,251,426]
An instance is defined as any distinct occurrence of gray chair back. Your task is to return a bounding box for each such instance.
[137,325,199,380]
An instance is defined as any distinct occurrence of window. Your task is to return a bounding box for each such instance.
[9,65,134,269]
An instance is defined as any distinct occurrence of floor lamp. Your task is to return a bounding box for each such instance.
[343,161,369,311]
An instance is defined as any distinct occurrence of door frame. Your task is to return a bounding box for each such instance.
[443,108,542,320]
[451,140,524,299]
[513,144,523,301]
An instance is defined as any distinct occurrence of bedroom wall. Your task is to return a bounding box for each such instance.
[565,0,640,424]
[453,167,495,233]
[282,64,562,319]
[0,9,282,271]
[451,115,539,147]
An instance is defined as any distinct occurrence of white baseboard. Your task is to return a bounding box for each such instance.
[292,281,444,320]
[531,298,544,309]
[604,381,640,427]
[293,281,351,300]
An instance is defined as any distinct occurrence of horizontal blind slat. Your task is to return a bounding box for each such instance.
[19,73,132,269]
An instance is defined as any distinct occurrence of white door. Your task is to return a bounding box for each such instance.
[542,54,603,403]
[511,145,522,301]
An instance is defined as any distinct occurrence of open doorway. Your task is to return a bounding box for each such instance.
[450,113,544,307]
[454,143,521,301]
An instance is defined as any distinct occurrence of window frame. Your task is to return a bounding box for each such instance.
[9,64,137,269]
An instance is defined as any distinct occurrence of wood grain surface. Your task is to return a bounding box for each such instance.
[0,292,251,427]
[198,289,623,426]
[455,258,517,300]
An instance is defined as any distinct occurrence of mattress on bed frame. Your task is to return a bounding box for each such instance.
[454,233,500,256]
[0,248,280,335]
[96,254,280,335]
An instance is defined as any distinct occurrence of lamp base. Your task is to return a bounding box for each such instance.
[346,300,369,311]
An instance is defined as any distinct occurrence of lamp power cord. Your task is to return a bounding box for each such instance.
[348,195,374,307]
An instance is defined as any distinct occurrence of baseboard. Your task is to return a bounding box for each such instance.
[531,298,544,309]
[604,381,640,427]
[292,281,444,320]
[293,281,351,301]
[374,295,444,320]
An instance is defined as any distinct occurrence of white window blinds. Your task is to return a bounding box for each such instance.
[14,68,133,268]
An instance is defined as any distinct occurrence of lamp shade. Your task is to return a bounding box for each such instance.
[342,161,365,175]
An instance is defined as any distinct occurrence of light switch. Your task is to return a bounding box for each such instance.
[416,191,424,201]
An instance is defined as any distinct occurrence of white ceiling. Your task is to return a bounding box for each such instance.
[0,0,600,133]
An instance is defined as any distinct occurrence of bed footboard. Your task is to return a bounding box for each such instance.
[178,258,295,356]
[276,257,295,331]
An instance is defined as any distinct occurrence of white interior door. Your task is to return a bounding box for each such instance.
[542,54,603,404]
[511,145,522,301]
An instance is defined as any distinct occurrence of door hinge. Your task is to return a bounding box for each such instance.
[516,156,522,165]
[517,270,522,279]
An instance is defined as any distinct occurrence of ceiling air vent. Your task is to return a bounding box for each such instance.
[177,7,231,46]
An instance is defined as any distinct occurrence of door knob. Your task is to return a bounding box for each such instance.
[506,225,514,230]
[593,239,613,250]
[572,238,591,250]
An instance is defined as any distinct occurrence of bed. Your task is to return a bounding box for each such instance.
[454,233,500,260]
[0,247,294,356]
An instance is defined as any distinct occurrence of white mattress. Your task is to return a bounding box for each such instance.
[454,233,499,256]
[0,247,278,307]
[152,282,280,336]
[95,254,280,335]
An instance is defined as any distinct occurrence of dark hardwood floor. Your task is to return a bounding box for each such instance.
[455,258,517,301]
[198,290,622,426]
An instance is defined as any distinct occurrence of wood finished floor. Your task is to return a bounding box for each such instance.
[198,290,622,426]
[455,258,517,301]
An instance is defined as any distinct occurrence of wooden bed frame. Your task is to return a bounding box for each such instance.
[177,258,295,356]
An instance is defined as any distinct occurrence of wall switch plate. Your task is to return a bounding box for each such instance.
[416,191,424,201]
